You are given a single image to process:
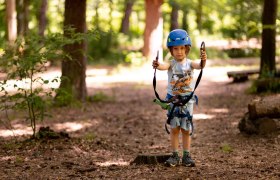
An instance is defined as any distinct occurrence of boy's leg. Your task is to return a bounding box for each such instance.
[165,127,180,167]
[181,128,191,150]
[181,129,195,167]
[171,126,180,152]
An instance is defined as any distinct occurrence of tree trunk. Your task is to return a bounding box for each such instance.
[5,0,17,43]
[38,0,48,37]
[260,0,277,78]
[170,1,179,31]
[143,0,163,60]
[119,0,135,34]
[196,0,203,32]
[16,0,29,36]
[182,10,189,31]
[59,0,87,102]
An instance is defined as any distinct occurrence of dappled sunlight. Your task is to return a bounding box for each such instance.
[95,159,129,167]
[148,145,168,150]
[0,127,33,137]
[0,120,99,137]
[209,108,229,113]
[202,67,232,83]
[86,63,167,88]
[0,156,16,161]
[53,121,94,132]
[0,70,61,94]
[86,68,110,77]
[91,149,129,167]
[194,113,215,120]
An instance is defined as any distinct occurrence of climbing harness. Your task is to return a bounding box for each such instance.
[153,42,205,135]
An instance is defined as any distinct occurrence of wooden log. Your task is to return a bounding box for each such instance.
[227,69,259,82]
[227,69,280,83]
[248,95,280,120]
[238,113,280,134]
[130,154,170,165]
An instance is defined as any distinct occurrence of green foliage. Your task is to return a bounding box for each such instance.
[221,0,262,39]
[0,2,5,46]
[249,78,280,93]
[82,132,96,142]
[54,87,74,107]
[87,92,115,102]
[220,143,233,153]
[0,32,76,137]
[87,29,126,65]
[223,48,260,58]
[125,51,146,66]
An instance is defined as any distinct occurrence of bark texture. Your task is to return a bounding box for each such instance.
[239,95,280,134]
[59,0,87,102]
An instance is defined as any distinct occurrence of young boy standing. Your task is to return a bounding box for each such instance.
[152,29,207,167]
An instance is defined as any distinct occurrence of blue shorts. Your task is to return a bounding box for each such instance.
[165,94,196,131]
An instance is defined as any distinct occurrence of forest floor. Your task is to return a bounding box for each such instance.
[0,58,279,179]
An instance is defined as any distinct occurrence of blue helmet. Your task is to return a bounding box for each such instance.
[166,29,191,47]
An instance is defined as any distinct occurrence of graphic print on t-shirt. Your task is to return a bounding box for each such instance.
[170,70,193,95]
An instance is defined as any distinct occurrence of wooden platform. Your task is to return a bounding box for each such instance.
[227,69,259,82]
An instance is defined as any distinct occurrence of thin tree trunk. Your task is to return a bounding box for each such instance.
[170,2,179,31]
[59,0,87,102]
[260,0,277,78]
[16,0,29,36]
[196,0,203,32]
[119,0,135,34]
[5,0,17,43]
[38,0,48,37]
[143,0,163,60]
[182,10,189,31]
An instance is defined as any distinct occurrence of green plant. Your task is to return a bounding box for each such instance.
[0,33,72,138]
[0,29,98,138]
[220,143,233,153]
[87,92,115,102]
[0,35,61,136]
[249,78,280,93]
[83,132,96,142]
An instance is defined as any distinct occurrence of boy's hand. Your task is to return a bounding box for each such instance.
[200,42,207,68]
[152,60,159,69]
[201,50,207,61]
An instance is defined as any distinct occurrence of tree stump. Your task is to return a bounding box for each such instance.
[248,96,280,119]
[130,154,170,165]
[239,95,280,134]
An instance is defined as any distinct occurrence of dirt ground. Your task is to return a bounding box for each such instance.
[0,58,279,179]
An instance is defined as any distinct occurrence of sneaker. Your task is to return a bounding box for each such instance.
[165,152,180,167]
[182,152,195,167]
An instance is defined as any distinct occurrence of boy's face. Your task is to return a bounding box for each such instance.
[170,45,190,62]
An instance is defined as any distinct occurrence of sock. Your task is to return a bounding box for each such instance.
[172,151,179,156]
[183,150,190,156]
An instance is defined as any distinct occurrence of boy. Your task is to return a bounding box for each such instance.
[152,29,207,167]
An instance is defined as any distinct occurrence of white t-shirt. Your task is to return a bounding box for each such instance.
[167,58,194,96]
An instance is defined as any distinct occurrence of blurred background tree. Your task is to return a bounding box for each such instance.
[0,0,279,102]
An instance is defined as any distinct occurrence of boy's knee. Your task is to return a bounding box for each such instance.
[181,128,190,135]
[171,127,180,135]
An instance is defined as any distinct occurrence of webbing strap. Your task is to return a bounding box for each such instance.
[165,69,203,135]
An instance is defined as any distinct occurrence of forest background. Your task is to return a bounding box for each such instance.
[0,0,279,179]
[0,0,279,141]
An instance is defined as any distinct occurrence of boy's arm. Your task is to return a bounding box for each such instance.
[191,50,207,69]
[152,61,171,70]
